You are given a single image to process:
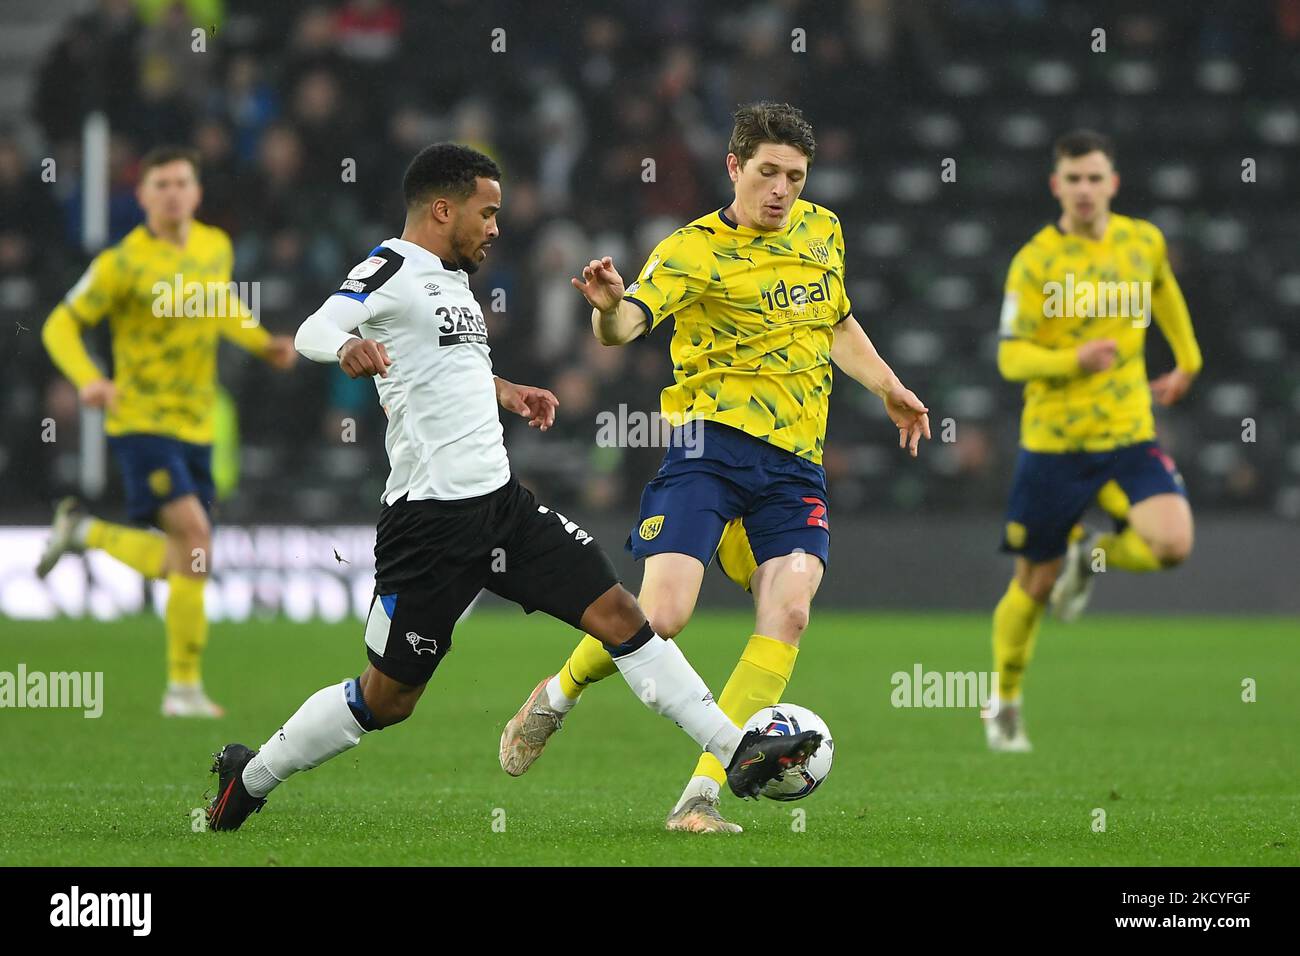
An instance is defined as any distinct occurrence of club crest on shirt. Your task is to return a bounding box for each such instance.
[807,239,829,264]
[639,515,665,540]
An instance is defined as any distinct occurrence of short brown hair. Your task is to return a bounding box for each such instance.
[139,146,201,181]
[728,101,816,166]
[1053,129,1115,166]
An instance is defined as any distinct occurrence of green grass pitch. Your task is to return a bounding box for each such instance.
[1,609,1296,866]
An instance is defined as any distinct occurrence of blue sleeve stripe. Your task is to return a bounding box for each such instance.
[625,295,655,339]
[331,289,370,302]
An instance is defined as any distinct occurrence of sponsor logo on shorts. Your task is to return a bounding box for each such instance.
[639,515,664,540]
[536,506,594,545]
[148,468,172,497]
[803,496,829,530]
[406,631,438,656]
[1150,446,1183,482]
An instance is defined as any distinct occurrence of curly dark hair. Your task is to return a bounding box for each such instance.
[402,142,501,207]
[727,102,817,166]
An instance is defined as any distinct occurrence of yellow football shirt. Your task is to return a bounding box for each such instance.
[1000,213,1201,453]
[625,198,852,464]
[43,220,270,445]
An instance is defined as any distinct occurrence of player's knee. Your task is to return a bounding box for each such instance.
[582,585,645,644]
[1019,565,1058,603]
[1149,532,1193,568]
[644,605,690,639]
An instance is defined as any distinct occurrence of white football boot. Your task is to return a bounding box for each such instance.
[665,793,743,834]
[161,683,226,718]
[983,698,1032,752]
[1050,529,1100,622]
[36,496,86,578]
[499,676,565,776]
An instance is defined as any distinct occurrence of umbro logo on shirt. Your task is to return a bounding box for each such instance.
[424,283,441,295]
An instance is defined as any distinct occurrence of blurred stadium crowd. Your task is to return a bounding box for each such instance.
[2,0,1298,525]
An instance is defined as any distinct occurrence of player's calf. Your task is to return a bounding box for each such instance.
[358,667,427,728]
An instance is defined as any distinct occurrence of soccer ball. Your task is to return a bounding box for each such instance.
[743,703,833,801]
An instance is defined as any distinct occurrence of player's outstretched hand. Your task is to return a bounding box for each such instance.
[883,383,931,458]
[79,379,118,411]
[1077,338,1118,374]
[338,338,391,379]
[1150,368,1195,406]
[495,378,559,431]
[264,335,298,371]
[571,256,625,312]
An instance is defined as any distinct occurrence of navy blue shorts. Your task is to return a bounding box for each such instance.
[627,421,830,585]
[107,434,215,525]
[1001,440,1186,562]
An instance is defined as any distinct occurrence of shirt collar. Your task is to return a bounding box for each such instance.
[383,237,462,279]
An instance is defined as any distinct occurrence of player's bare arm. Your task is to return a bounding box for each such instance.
[572,256,646,345]
[78,378,119,410]
[830,315,931,457]
[1149,367,1195,406]
[262,335,298,370]
[494,376,559,431]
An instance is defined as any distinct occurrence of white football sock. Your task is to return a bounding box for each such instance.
[672,774,722,814]
[242,680,368,798]
[611,636,743,764]
[544,674,577,714]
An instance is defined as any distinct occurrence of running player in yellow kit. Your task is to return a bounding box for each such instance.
[985,130,1202,751]
[38,146,296,717]
[499,102,931,832]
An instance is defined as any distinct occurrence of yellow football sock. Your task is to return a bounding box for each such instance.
[1096,480,1131,522]
[165,574,208,686]
[556,634,618,699]
[85,519,167,579]
[993,578,1044,702]
[1095,526,1161,572]
[693,634,799,786]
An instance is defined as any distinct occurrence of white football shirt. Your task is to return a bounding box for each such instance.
[295,237,510,503]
